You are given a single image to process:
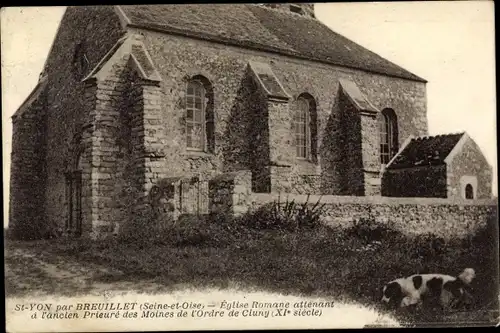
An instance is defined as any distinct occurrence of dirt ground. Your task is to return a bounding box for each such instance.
[5,244,172,298]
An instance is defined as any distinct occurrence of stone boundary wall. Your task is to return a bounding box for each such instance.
[209,170,253,217]
[250,193,496,206]
[169,169,496,241]
[244,193,497,239]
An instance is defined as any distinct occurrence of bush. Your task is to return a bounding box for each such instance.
[239,194,326,231]
[345,215,403,244]
[295,195,327,229]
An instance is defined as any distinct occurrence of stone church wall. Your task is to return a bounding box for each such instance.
[10,8,430,238]
[9,91,48,239]
[137,28,428,196]
[38,6,126,233]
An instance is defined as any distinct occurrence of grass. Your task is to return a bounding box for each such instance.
[4,201,499,328]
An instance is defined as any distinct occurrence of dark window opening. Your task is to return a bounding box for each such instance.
[290,5,304,14]
[465,184,474,199]
[72,43,89,79]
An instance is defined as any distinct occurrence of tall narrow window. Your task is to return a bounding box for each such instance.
[186,80,206,151]
[465,184,474,199]
[294,97,309,159]
[185,75,215,153]
[380,108,398,165]
[293,94,318,161]
[72,42,89,79]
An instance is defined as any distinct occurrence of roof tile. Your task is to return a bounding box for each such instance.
[119,4,426,82]
[387,133,465,169]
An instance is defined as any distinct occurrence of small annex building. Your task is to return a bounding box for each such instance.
[382,133,493,199]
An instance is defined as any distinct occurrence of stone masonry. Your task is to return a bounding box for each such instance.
[382,165,448,198]
[447,135,493,199]
[248,193,497,240]
[9,78,49,239]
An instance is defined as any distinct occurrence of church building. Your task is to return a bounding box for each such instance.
[10,4,492,239]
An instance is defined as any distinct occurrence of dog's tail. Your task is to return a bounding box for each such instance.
[458,268,476,285]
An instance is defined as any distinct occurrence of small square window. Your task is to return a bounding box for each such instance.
[290,5,303,15]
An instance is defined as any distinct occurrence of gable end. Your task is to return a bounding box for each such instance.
[12,76,49,120]
[83,35,162,84]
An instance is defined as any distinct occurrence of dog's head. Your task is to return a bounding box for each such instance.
[381,281,404,308]
[458,268,476,285]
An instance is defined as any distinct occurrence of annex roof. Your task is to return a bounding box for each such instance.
[386,133,466,170]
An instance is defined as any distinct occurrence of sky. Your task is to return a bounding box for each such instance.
[1,3,497,227]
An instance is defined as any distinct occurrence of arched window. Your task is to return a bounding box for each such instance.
[465,184,474,199]
[379,108,398,165]
[72,42,89,79]
[185,76,214,152]
[293,94,317,161]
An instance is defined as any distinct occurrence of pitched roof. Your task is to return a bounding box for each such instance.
[248,60,291,101]
[387,133,465,170]
[12,75,49,119]
[338,78,378,113]
[118,4,426,82]
[83,36,162,83]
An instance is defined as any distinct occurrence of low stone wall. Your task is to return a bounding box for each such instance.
[245,193,498,239]
[209,170,253,217]
[203,170,496,240]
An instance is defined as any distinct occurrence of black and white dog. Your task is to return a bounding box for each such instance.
[381,268,475,310]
